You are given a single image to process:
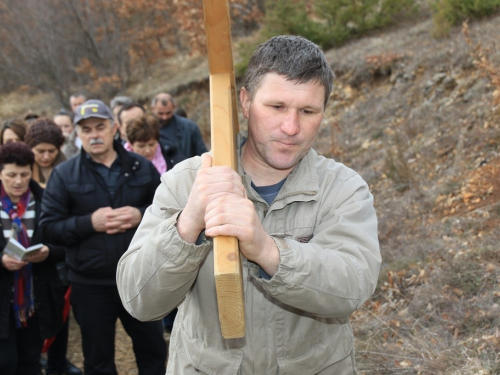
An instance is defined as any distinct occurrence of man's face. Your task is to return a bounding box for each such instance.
[53,115,74,136]
[240,72,325,172]
[119,107,145,140]
[77,117,117,159]
[70,96,86,113]
[151,100,175,125]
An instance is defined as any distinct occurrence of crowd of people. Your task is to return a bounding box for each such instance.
[0,93,207,375]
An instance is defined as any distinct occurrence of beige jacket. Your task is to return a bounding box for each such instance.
[117,133,381,374]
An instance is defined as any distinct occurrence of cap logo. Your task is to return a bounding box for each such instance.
[80,103,99,115]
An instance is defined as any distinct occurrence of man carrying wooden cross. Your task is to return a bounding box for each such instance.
[117,35,381,374]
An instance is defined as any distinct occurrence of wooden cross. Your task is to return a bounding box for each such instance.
[202,0,245,339]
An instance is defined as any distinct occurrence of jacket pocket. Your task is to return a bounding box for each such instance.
[276,306,354,375]
[66,183,98,214]
[73,239,108,276]
[170,308,244,375]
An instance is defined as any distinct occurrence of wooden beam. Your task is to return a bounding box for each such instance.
[202,0,245,339]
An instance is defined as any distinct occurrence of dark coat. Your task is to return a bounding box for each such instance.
[159,114,207,158]
[159,140,186,171]
[0,180,65,340]
[40,141,160,286]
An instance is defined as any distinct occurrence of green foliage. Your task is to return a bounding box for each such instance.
[235,0,417,78]
[261,0,332,47]
[432,0,500,37]
[315,0,417,46]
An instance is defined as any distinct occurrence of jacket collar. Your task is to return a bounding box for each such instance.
[80,140,142,174]
[237,131,319,205]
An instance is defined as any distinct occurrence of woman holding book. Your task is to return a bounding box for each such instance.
[0,142,64,375]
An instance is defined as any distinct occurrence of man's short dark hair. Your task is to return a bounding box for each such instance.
[70,93,86,100]
[110,96,133,111]
[243,35,335,107]
[151,94,175,108]
[117,102,146,126]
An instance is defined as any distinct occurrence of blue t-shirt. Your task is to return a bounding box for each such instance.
[251,178,286,205]
[251,178,287,279]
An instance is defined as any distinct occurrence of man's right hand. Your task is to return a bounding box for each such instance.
[176,153,246,243]
[91,206,114,232]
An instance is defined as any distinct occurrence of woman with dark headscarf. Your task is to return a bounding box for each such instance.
[0,142,64,375]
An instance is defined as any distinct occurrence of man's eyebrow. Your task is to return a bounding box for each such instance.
[265,99,323,111]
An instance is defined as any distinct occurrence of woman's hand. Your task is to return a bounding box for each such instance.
[26,245,49,263]
[1,253,28,271]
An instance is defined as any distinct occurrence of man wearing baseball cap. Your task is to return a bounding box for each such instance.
[40,100,167,375]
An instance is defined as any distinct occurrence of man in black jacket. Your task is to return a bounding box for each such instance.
[40,100,166,375]
[150,93,207,157]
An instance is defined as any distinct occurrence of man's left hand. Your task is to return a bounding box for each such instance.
[105,206,142,234]
[204,195,279,277]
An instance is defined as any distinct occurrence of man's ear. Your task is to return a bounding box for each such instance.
[240,87,250,119]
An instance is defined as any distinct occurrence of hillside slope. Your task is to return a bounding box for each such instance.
[324,18,500,374]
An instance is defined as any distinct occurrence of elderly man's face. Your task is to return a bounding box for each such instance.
[70,96,86,113]
[77,117,117,159]
[240,73,325,173]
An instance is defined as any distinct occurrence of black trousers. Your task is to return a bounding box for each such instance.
[0,309,42,375]
[71,283,167,375]
[47,309,70,373]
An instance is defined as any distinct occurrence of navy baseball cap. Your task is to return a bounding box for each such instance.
[74,99,114,125]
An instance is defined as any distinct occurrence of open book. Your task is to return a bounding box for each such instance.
[3,238,44,261]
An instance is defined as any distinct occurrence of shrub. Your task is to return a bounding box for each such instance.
[315,0,417,47]
[432,0,500,37]
[235,0,417,77]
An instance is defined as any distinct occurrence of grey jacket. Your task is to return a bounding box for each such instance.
[117,133,381,374]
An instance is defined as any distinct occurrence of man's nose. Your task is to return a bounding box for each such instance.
[281,110,300,136]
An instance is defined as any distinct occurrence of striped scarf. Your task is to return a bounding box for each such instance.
[0,184,35,328]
